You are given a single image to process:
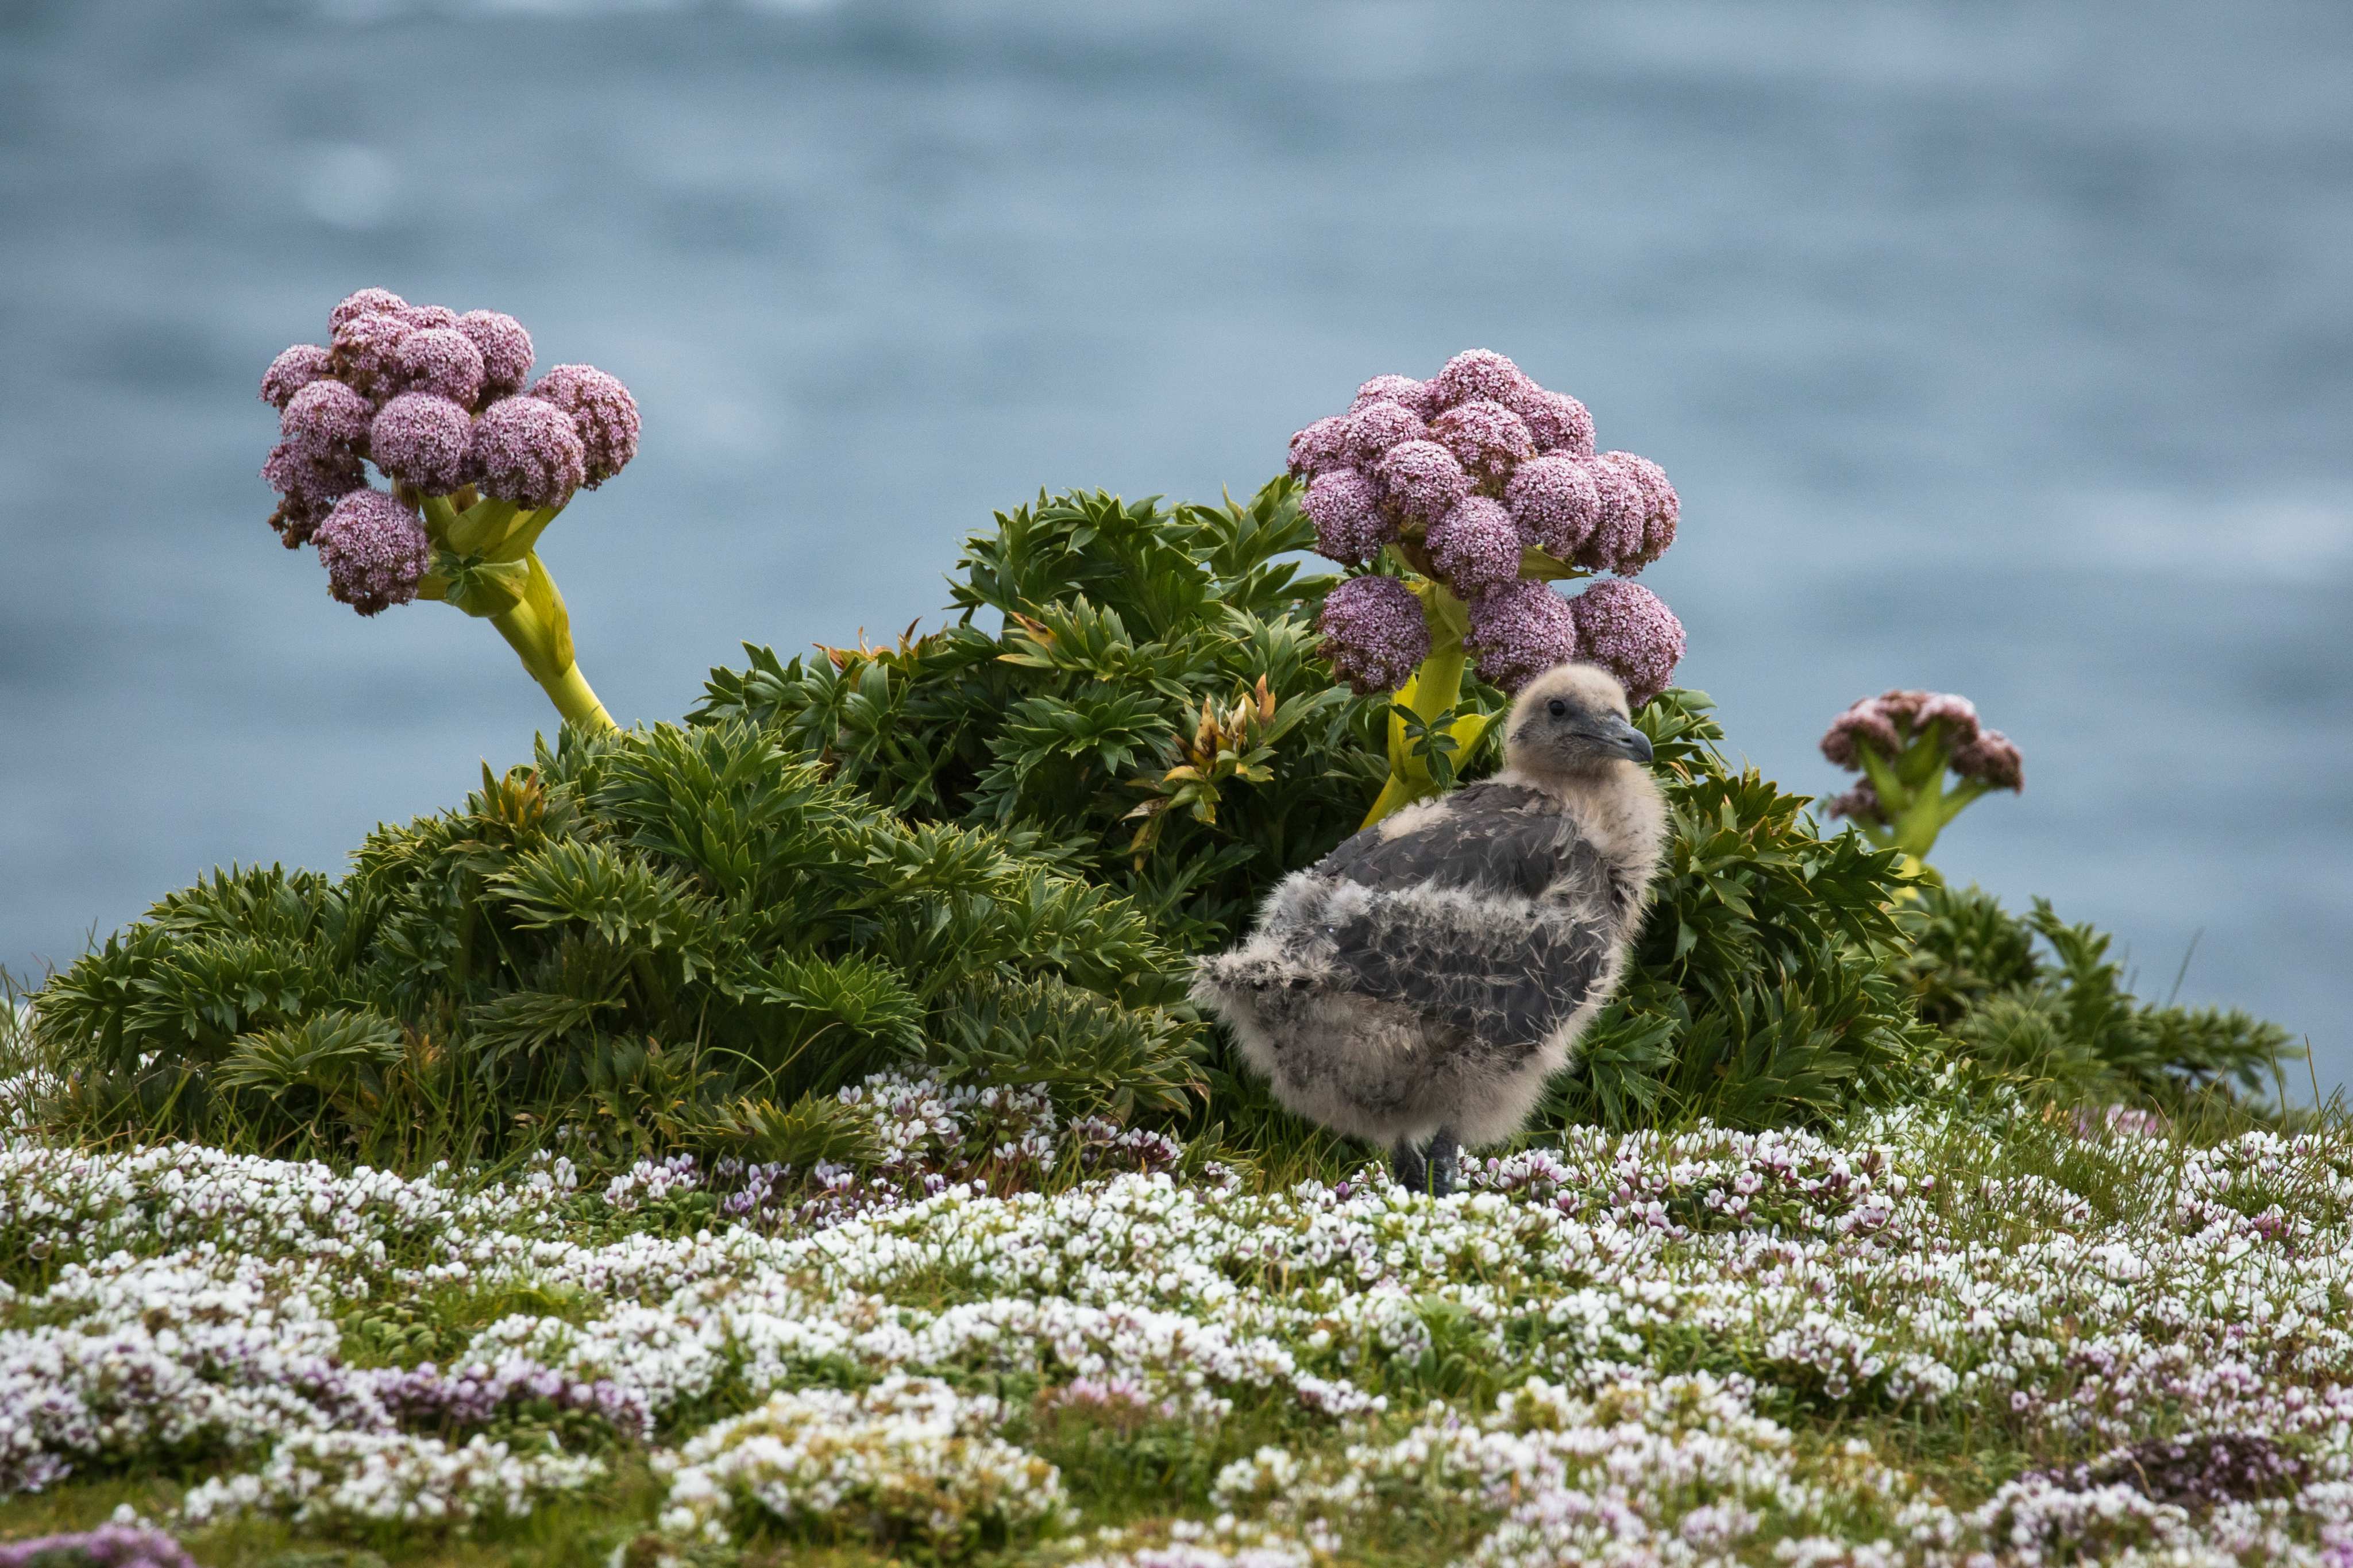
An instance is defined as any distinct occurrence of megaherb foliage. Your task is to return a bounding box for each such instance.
[693,481,1403,952]
[1901,882,2298,1106]
[30,722,1199,1162]
[695,483,1928,1134]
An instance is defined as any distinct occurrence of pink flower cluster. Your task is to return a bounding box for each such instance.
[1819,688,2024,824]
[1291,350,1684,700]
[259,287,640,616]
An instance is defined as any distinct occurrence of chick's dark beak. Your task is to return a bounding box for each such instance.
[1594,714,1653,763]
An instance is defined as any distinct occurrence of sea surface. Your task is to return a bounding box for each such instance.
[2,0,2348,1090]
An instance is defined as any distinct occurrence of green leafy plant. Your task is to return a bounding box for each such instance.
[29,721,1200,1161]
[1902,883,2298,1106]
[693,481,1391,953]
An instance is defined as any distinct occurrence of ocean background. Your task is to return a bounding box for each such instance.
[2,0,2347,1091]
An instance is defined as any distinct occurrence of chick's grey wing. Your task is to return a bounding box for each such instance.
[1317,782,1575,900]
[1322,886,1614,1047]
[1315,783,1617,1044]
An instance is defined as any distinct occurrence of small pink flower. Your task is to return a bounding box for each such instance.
[457,310,535,397]
[315,489,433,615]
[392,327,487,408]
[1349,374,1433,417]
[1428,349,1529,412]
[1303,468,1388,566]
[1819,700,1904,766]
[1596,451,1679,574]
[1372,439,1471,524]
[1427,496,1523,598]
[470,395,585,508]
[1318,575,1430,694]
[1510,387,1596,457]
[1505,455,1602,558]
[1341,399,1428,464]
[1568,578,1684,704]
[1953,729,2024,790]
[1287,415,1352,478]
[260,345,331,411]
[1428,399,1535,484]
[329,287,408,332]
[1464,579,1577,692]
[1575,457,1648,573]
[370,393,475,495]
[280,378,375,455]
[329,310,415,397]
[527,364,639,485]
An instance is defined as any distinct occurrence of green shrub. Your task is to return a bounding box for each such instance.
[1903,883,2297,1106]
[692,481,1402,953]
[696,482,1931,1134]
[30,721,1200,1163]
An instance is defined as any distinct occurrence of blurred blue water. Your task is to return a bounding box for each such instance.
[2,0,2348,1090]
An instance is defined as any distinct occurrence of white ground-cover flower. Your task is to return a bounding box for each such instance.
[176,1429,602,1532]
[650,1374,1063,1551]
[2,1093,2351,1563]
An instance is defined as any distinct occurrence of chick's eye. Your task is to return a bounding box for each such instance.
[1546,699,1568,718]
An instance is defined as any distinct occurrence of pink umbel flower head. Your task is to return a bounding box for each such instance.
[392,303,458,331]
[1428,399,1535,486]
[1510,387,1596,457]
[315,489,432,616]
[1820,689,2022,791]
[1341,399,1428,464]
[1427,496,1523,598]
[370,392,475,495]
[1818,689,2022,856]
[260,344,331,410]
[280,377,375,457]
[1464,579,1577,692]
[1574,456,1648,573]
[329,310,415,398]
[263,440,365,548]
[1287,415,1352,479]
[1428,349,1528,412]
[470,395,585,508]
[1911,691,1981,742]
[1318,575,1431,695]
[392,327,486,408]
[1373,439,1471,524]
[1303,468,1388,566]
[457,310,534,396]
[329,287,407,333]
[527,364,640,485]
[1820,780,1886,826]
[1819,700,1904,767]
[1567,579,1685,704]
[1953,729,2024,790]
[1599,451,1679,574]
[1349,374,1432,417]
[1504,454,1602,559]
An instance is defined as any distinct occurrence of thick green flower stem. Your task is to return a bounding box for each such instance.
[1359,581,1476,830]
[490,589,616,733]
[1855,743,1994,866]
[415,491,616,733]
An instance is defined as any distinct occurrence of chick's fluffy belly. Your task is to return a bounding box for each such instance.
[1194,872,1616,1148]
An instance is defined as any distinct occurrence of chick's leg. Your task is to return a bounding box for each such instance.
[1427,1125,1460,1197]
[1391,1137,1428,1194]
